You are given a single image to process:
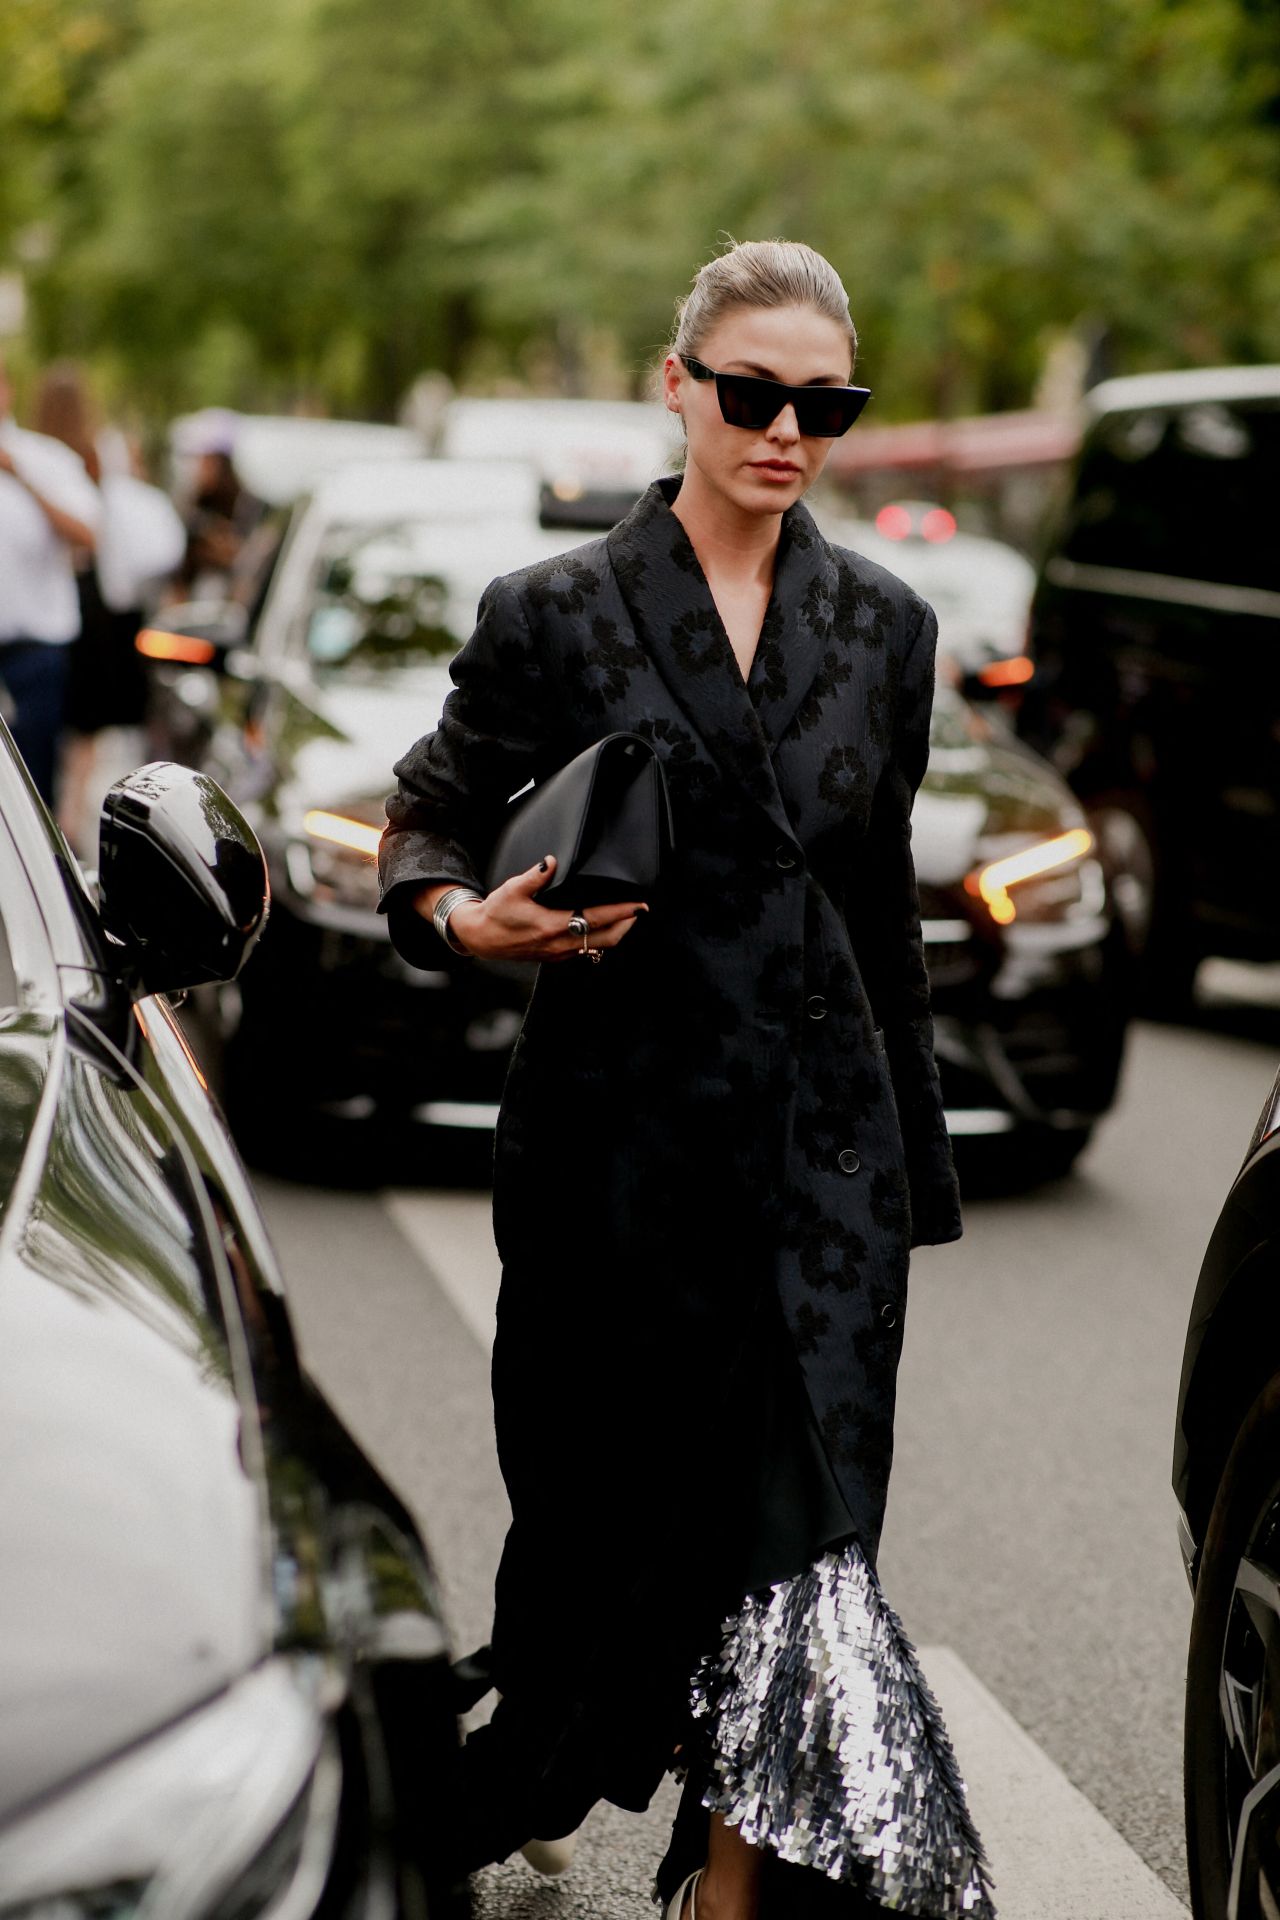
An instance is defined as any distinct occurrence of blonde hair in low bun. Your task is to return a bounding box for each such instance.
[672,238,858,370]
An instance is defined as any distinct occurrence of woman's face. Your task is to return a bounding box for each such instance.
[663,304,853,519]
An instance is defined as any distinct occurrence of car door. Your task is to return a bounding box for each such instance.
[78,987,465,1913]
[0,737,466,1911]
[0,758,278,1820]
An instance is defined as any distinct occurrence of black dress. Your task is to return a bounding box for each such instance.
[64,569,147,735]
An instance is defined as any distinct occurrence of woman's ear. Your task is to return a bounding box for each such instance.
[662,352,684,415]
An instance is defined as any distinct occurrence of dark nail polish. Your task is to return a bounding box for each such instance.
[538,858,549,872]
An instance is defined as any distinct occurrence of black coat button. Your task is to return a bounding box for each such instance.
[806,994,827,1021]
[880,1303,898,1328]
[775,846,797,871]
[837,1147,861,1174]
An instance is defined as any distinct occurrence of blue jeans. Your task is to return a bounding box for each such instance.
[0,640,71,806]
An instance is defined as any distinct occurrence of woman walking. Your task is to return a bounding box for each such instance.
[379,239,994,1919]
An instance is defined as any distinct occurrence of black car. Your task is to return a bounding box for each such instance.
[1175,1065,1280,1919]
[142,458,1131,1185]
[0,736,465,1915]
[911,687,1129,1182]
[1019,367,1280,1013]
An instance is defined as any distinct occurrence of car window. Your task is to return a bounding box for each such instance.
[0,802,52,1014]
[1062,401,1280,592]
[295,515,567,682]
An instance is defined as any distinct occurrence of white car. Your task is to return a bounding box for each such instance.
[439,395,682,502]
[818,497,1036,674]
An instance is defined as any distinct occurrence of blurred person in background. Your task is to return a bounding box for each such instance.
[0,355,100,807]
[178,434,260,600]
[34,364,186,851]
[381,240,992,1920]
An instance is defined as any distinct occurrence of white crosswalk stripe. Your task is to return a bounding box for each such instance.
[384,1189,499,1348]
[924,1649,1188,1917]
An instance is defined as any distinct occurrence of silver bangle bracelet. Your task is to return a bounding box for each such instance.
[432,885,484,955]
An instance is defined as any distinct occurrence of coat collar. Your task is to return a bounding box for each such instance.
[606,478,840,843]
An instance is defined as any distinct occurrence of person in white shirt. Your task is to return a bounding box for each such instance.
[32,364,185,851]
[0,355,101,804]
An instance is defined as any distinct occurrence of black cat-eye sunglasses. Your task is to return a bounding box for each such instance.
[680,353,872,438]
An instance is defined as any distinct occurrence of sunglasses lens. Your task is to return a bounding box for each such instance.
[794,389,869,437]
[715,375,776,431]
[796,394,849,436]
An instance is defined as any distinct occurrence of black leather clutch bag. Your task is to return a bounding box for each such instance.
[485,731,674,909]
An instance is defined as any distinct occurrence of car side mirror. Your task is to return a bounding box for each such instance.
[135,600,249,676]
[98,763,269,996]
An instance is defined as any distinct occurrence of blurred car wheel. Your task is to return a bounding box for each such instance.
[1185,1371,1280,1920]
[1014,1123,1094,1185]
[219,1014,349,1180]
[1089,791,1200,1019]
[953,1123,1094,1197]
[1088,799,1155,961]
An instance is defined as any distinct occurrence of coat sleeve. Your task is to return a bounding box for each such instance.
[377,576,558,967]
[853,596,963,1248]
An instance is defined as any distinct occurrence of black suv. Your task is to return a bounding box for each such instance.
[1020,368,1280,1011]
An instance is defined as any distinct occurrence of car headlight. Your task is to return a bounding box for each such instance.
[282,808,383,914]
[0,1660,340,1919]
[964,827,1101,926]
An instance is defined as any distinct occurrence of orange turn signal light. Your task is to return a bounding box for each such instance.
[977,654,1034,689]
[303,810,382,859]
[965,827,1094,926]
[136,628,218,666]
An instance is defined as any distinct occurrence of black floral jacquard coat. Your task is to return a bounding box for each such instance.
[379,477,962,1834]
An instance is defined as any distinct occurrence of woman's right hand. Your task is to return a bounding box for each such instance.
[417,857,648,962]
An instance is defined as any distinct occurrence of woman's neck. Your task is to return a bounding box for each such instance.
[671,464,782,590]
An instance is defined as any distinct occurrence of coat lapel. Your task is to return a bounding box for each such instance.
[744,492,843,750]
[606,480,839,844]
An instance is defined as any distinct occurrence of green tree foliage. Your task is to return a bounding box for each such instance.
[5,0,1279,418]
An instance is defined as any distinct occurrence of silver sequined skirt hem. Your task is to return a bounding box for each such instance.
[690,1540,997,1917]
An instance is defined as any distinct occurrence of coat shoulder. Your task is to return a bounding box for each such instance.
[485,534,613,621]
[821,535,931,635]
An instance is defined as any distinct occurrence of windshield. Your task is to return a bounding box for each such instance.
[1063,400,1280,591]
[297,516,564,680]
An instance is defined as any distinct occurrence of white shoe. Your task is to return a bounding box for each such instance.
[519,1829,579,1876]
[663,1866,703,1919]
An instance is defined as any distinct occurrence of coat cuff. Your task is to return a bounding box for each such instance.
[378,828,488,968]
[882,1015,963,1248]
[378,826,484,908]
[907,1174,964,1250]
[379,879,450,971]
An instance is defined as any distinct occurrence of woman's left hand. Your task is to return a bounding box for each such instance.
[422,856,648,961]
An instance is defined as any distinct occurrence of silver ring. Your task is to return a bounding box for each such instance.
[567,912,589,938]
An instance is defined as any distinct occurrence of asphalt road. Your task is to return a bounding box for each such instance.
[253,992,1280,1917]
